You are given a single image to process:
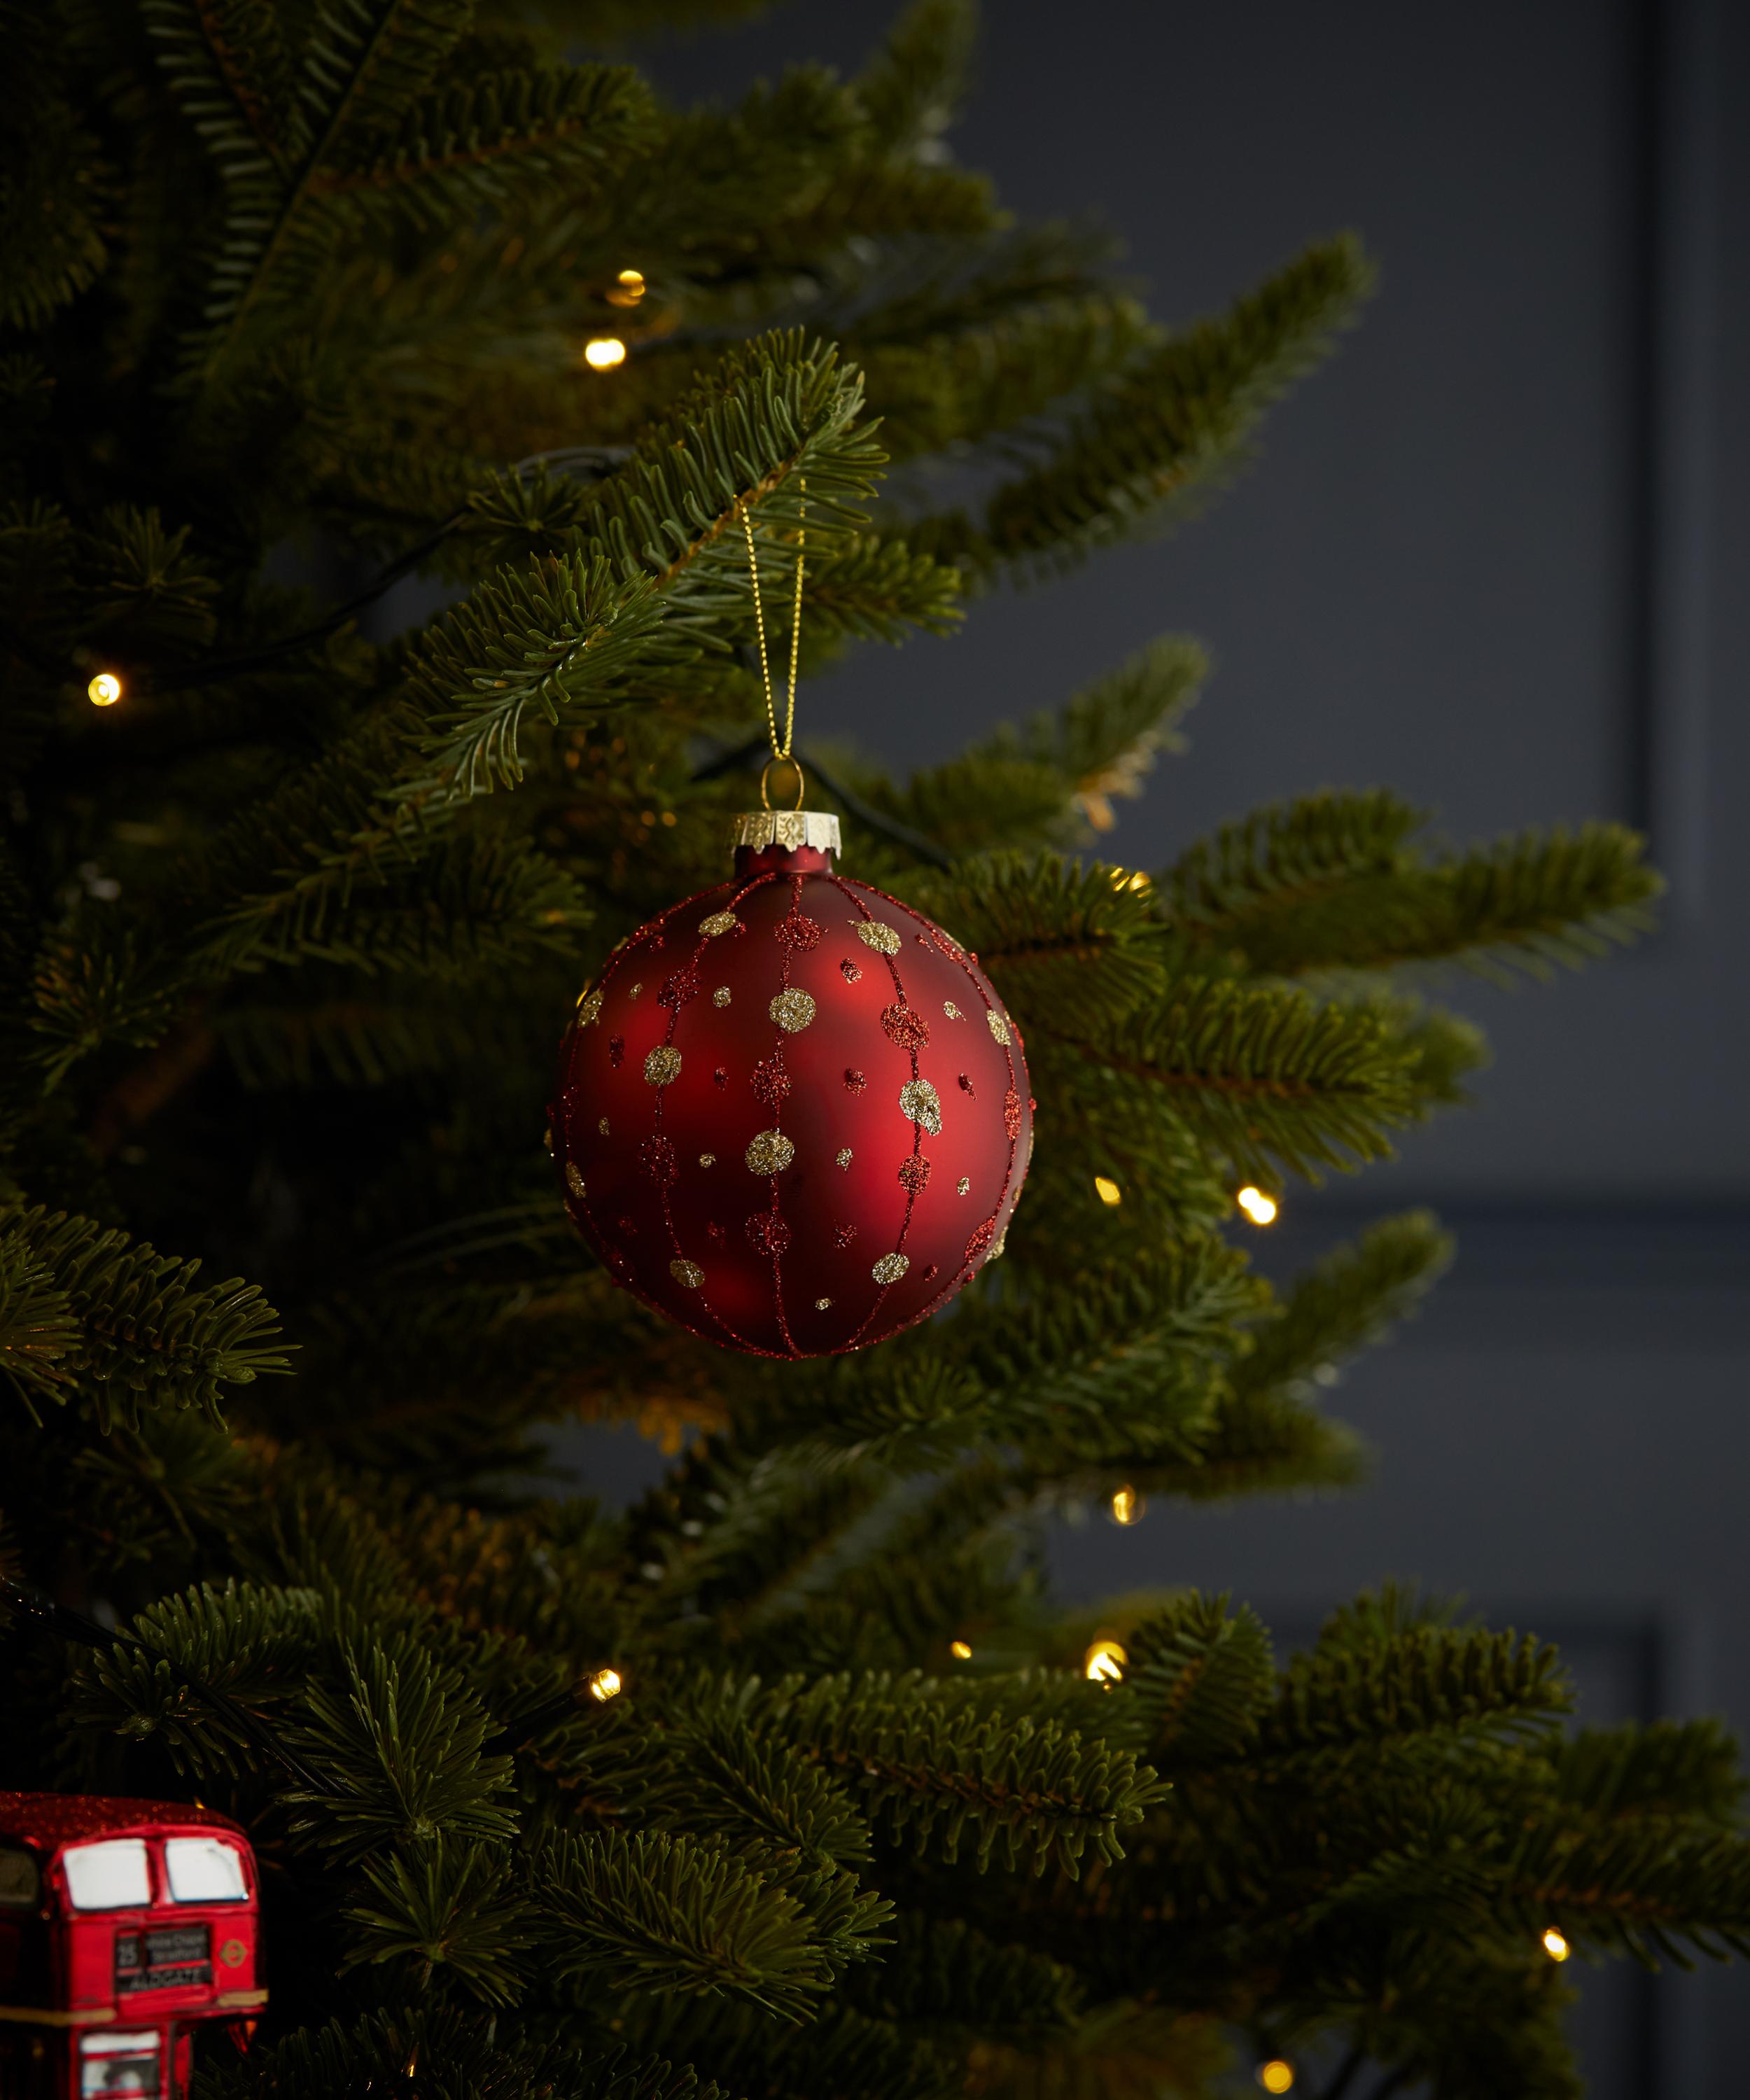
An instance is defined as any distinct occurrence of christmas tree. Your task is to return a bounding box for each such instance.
[3,1,1746,2094]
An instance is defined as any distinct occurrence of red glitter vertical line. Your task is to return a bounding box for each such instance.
[644,876,780,1356]
[760,875,804,1355]
[955,954,1023,1207]
[867,886,1021,1296]
[653,1123,756,1355]
[826,873,927,1352]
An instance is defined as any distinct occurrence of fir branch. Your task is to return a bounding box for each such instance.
[1264,1628,1573,1760]
[853,0,978,161]
[0,1219,80,1419]
[1169,807,1661,981]
[0,1204,289,1429]
[201,2007,724,2100]
[1120,1590,1277,1766]
[400,552,675,799]
[314,63,654,225]
[281,1634,520,1860]
[859,638,1202,859]
[1068,979,1424,1184]
[0,8,110,331]
[930,233,1374,574]
[65,1578,323,1776]
[743,1670,1164,1875]
[1552,1719,1748,1828]
[143,0,292,174]
[1153,1386,1373,1501]
[904,853,1168,1030]
[846,1912,1081,2039]
[957,1239,1266,1466]
[1506,1821,1750,1965]
[178,0,478,382]
[343,1839,534,2004]
[1163,789,1426,934]
[1234,1211,1455,1404]
[536,1828,860,2016]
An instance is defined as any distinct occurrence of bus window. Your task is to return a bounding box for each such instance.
[0,1847,38,1905]
[62,1840,150,1911]
[163,1836,247,1903]
[78,2030,162,2096]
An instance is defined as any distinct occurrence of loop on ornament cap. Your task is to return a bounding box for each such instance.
[760,752,807,811]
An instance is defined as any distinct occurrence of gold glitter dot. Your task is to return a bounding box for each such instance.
[713,986,732,1007]
[644,1045,682,1086]
[628,981,643,1000]
[991,1226,1009,1259]
[816,1296,832,1310]
[855,921,902,955]
[699,911,738,937]
[598,1116,610,1135]
[872,1252,910,1285]
[699,1152,716,1167]
[944,1000,964,1020]
[745,1129,796,1175]
[899,1077,941,1135]
[836,1147,853,1169]
[957,1175,970,1196]
[986,1009,1011,1046]
[669,1258,704,1289]
[543,1128,554,1152]
[769,988,817,1033]
[566,1163,587,1198]
[577,988,604,1024]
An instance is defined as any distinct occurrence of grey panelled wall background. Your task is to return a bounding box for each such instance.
[555,3,1750,2091]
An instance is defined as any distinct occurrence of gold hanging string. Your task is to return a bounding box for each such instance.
[739,481,806,792]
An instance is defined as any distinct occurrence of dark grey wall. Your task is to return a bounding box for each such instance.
[593,6,1750,2091]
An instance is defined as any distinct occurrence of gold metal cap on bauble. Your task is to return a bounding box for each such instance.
[729,808,841,855]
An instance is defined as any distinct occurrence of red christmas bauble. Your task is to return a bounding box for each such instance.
[550,813,1032,1357]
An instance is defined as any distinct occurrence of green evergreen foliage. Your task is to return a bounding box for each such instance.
[0,2,1735,2095]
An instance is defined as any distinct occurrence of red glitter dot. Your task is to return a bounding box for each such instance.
[659,965,699,1009]
[639,1134,677,1184]
[920,1264,939,1284]
[881,1001,930,1054]
[840,958,862,984]
[833,1222,859,1248]
[714,1068,728,1087]
[608,1035,625,1067]
[706,1222,727,1242]
[1004,1088,1023,1140]
[747,1212,792,1256]
[844,1068,867,1093]
[776,909,823,952]
[965,1218,997,1263]
[617,1215,638,1237]
[958,1072,975,1098]
[752,1052,791,1108]
[897,1156,931,1194]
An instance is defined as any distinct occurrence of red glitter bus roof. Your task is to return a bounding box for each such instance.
[0,1793,247,1853]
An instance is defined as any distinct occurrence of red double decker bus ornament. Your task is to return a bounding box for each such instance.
[0,1795,266,2099]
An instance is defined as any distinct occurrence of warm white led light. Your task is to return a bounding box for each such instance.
[1084,1637,1127,1684]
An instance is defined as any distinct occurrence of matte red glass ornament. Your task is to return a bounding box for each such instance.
[550,811,1032,1357]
